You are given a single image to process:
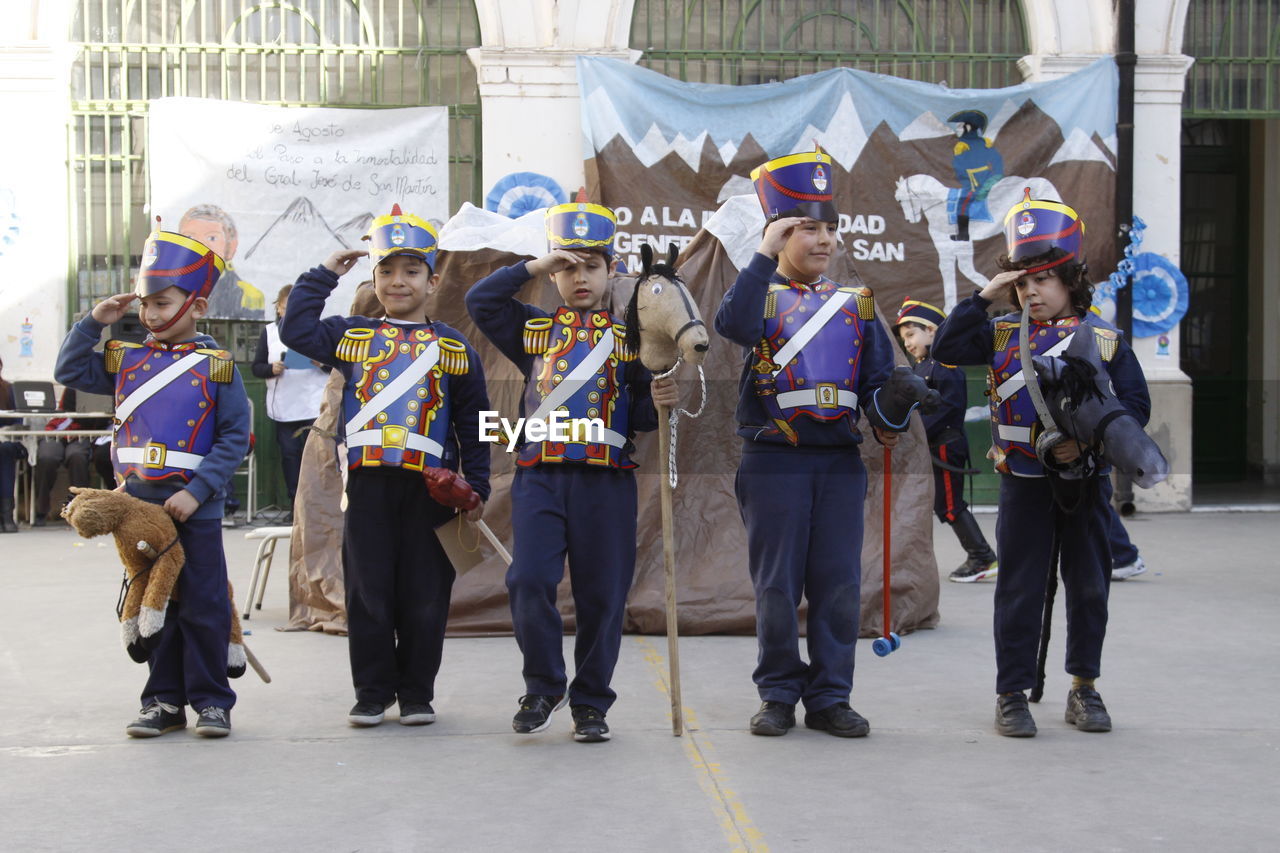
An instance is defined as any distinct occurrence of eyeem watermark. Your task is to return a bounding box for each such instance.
[478,411,606,452]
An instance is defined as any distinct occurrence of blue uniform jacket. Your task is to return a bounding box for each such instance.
[280,266,492,502]
[714,251,896,447]
[463,261,659,442]
[54,317,251,520]
[915,355,968,443]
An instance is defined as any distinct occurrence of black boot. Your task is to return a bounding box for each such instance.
[948,508,997,583]
[0,497,17,533]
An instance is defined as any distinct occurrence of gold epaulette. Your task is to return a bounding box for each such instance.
[612,325,636,362]
[437,338,469,375]
[197,349,235,384]
[523,317,553,355]
[1094,327,1119,362]
[984,137,995,148]
[336,328,375,362]
[994,321,1018,353]
[954,141,971,156]
[764,283,788,319]
[104,339,141,374]
[839,286,875,321]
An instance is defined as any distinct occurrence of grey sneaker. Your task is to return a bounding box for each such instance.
[1112,557,1147,581]
[1065,685,1112,732]
[126,701,186,738]
[194,706,231,738]
[995,692,1037,738]
[949,558,998,583]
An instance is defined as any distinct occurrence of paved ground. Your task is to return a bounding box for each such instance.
[2,509,1278,852]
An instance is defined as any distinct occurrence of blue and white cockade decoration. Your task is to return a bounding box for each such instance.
[1098,215,1189,338]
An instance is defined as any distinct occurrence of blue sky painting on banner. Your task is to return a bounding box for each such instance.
[578,56,1118,312]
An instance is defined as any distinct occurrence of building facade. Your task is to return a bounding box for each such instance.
[1,0,1276,509]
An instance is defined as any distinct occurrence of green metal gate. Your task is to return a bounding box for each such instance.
[69,0,482,318]
[1183,0,1280,117]
[631,0,1029,87]
[68,0,482,513]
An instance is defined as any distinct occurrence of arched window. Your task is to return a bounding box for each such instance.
[631,0,1029,87]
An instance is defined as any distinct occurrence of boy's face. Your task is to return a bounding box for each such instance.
[552,250,613,312]
[374,254,436,321]
[138,285,205,341]
[777,218,837,282]
[179,218,237,261]
[1014,268,1072,321]
[897,323,935,361]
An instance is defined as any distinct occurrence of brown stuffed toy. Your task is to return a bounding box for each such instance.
[61,486,262,681]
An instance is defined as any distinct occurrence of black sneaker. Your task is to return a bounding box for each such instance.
[995,692,1037,738]
[399,702,436,726]
[1065,685,1112,733]
[348,700,388,727]
[949,558,998,583]
[194,706,231,738]
[126,701,186,738]
[512,694,567,734]
[571,705,611,743]
[748,700,796,736]
[804,702,870,738]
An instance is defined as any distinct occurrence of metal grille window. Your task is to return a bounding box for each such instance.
[1183,0,1280,117]
[631,0,1029,87]
[69,0,482,315]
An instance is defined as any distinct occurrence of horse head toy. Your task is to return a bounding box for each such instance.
[623,243,709,373]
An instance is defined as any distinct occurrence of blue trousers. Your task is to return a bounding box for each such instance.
[1100,476,1140,566]
[141,517,235,711]
[343,468,455,705]
[507,464,637,713]
[993,474,1112,694]
[735,444,866,711]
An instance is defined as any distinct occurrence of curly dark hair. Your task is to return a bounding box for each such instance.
[996,248,1093,317]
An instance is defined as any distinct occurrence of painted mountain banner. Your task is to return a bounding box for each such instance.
[579,56,1118,312]
[148,98,449,320]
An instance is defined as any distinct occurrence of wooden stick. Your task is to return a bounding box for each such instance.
[244,643,271,683]
[656,404,683,736]
[474,518,513,566]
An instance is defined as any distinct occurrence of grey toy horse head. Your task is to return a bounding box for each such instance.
[623,243,709,373]
[1032,329,1169,489]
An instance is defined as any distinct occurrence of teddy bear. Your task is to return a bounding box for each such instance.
[61,486,266,681]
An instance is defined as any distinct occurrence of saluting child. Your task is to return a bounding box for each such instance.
[465,193,677,743]
[55,228,250,739]
[281,205,491,728]
[931,192,1151,737]
[714,146,909,739]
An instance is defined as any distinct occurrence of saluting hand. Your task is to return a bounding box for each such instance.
[757,216,806,259]
[526,249,592,277]
[322,249,368,277]
[979,269,1025,307]
[91,293,139,325]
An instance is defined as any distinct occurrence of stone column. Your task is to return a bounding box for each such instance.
[468,0,639,203]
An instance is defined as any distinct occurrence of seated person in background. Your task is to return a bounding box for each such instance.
[0,357,24,532]
[33,388,111,525]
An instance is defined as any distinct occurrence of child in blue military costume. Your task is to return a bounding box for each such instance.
[465,194,676,743]
[55,229,251,738]
[894,299,999,583]
[931,192,1151,737]
[715,147,909,738]
[281,205,491,728]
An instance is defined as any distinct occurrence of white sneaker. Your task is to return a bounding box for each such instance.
[1112,556,1147,581]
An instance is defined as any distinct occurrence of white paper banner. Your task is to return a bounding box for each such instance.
[148,98,449,321]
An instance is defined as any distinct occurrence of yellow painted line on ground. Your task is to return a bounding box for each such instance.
[635,636,769,853]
